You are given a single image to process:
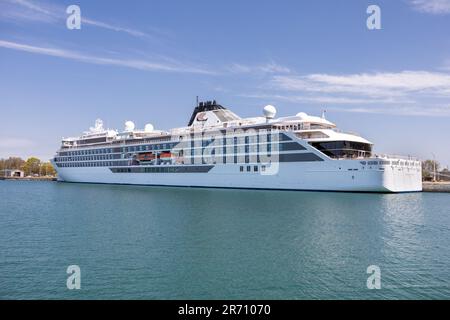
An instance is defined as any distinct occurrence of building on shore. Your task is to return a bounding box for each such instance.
[0,169,25,178]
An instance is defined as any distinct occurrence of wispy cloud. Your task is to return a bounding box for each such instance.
[239,93,413,105]
[271,71,450,97]
[1,0,158,39]
[237,71,450,117]
[81,18,149,38]
[0,39,214,74]
[241,92,450,117]
[227,62,291,75]
[409,0,450,14]
[326,104,450,117]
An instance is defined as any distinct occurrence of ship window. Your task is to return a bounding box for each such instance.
[254,166,258,172]
[240,166,244,172]
[310,141,372,159]
[247,166,251,172]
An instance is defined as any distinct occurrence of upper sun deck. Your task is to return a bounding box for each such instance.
[58,101,369,150]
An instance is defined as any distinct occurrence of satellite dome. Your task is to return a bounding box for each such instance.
[144,123,154,132]
[296,112,308,120]
[124,121,135,132]
[263,105,277,119]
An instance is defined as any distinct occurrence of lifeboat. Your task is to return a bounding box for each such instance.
[138,152,155,161]
[159,152,172,159]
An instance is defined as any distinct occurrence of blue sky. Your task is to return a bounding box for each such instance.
[1,0,450,167]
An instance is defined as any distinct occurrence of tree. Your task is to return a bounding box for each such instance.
[22,157,41,176]
[0,157,25,171]
[439,167,450,182]
[40,162,56,176]
[422,159,440,181]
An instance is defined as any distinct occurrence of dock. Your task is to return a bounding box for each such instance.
[0,176,57,181]
[423,182,450,193]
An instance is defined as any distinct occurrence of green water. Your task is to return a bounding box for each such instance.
[0,180,449,299]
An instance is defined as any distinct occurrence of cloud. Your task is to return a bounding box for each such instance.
[0,39,215,74]
[11,0,52,15]
[409,0,450,14]
[81,18,149,38]
[239,93,413,105]
[1,0,157,38]
[227,62,291,75]
[0,0,57,23]
[271,71,450,97]
[240,93,450,117]
[326,104,450,117]
[238,71,450,117]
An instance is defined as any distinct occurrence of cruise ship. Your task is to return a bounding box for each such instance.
[52,101,422,192]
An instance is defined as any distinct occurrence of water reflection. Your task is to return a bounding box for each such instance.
[1,182,450,299]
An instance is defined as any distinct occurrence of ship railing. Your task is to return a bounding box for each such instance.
[332,129,360,136]
[374,154,420,161]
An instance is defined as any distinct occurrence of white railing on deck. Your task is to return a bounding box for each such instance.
[375,154,420,161]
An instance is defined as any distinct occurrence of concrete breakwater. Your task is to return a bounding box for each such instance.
[0,176,57,181]
[423,182,450,193]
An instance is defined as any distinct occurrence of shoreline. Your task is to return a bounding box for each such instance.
[0,176,57,181]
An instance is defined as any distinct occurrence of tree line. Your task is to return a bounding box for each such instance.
[0,157,56,177]
[422,159,450,182]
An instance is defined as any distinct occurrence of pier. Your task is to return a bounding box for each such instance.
[0,176,57,181]
[422,182,450,193]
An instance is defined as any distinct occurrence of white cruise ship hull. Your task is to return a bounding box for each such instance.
[52,101,423,193]
[54,159,422,193]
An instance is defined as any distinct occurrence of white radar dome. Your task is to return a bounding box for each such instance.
[144,123,154,132]
[263,105,277,119]
[124,121,135,132]
[296,112,308,120]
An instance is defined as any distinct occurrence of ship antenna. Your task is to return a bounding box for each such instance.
[321,109,327,119]
[196,96,199,107]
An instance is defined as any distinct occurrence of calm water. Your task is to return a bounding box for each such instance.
[0,180,449,299]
